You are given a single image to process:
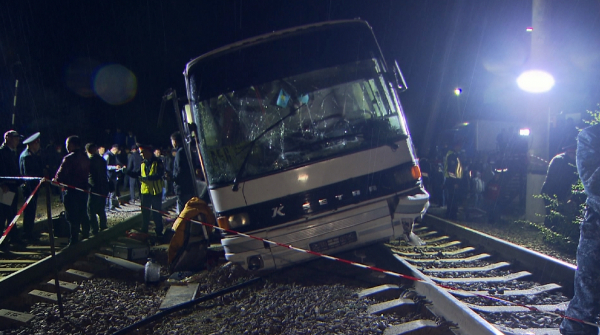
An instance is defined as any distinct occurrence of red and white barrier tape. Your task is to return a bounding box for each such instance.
[0,176,45,181]
[0,178,44,245]
[3,177,597,329]
[169,213,597,329]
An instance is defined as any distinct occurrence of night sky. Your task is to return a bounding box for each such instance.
[1,0,599,152]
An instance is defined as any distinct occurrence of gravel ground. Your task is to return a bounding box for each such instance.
[2,203,579,334]
[5,249,438,335]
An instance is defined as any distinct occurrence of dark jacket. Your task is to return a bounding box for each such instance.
[0,144,21,193]
[19,148,45,192]
[127,150,142,173]
[541,152,578,202]
[104,151,124,181]
[172,146,194,195]
[55,149,91,191]
[577,124,600,214]
[89,153,110,196]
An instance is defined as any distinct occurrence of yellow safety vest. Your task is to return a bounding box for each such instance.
[140,160,164,195]
[444,150,463,179]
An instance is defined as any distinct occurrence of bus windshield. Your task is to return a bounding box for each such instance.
[190,58,408,185]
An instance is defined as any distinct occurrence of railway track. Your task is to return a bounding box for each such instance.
[0,203,584,334]
[0,197,177,302]
[358,213,578,334]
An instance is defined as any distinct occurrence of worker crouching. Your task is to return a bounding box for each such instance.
[124,144,165,238]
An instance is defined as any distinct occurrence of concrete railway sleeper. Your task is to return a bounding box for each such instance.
[0,196,177,330]
[0,206,592,334]
[381,213,586,334]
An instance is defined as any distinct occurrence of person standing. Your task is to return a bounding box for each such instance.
[560,123,600,335]
[171,132,195,214]
[125,130,137,150]
[127,145,142,203]
[19,132,45,241]
[0,130,23,250]
[444,141,464,220]
[125,144,164,237]
[85,143,109,235]
[54,136,91,246]
[113,128,126,148]
[541,144,579,230]
[154,148,167,201]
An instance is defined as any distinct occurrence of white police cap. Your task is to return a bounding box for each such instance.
[23,132,40,145]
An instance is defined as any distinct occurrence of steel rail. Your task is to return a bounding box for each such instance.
[393,254,504,335]
[422,214,576,296]
[0,198,176,301]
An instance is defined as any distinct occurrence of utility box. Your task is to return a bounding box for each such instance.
[113,244,149,260]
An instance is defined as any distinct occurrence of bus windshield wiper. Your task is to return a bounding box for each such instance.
[231,106,301,191]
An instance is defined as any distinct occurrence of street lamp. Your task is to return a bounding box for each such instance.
[517,70,555,93]
[517,69,554,224]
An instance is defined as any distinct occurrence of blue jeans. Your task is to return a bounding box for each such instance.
[560,208,600,335]
[141,193,163,235]
[129,176,140,200]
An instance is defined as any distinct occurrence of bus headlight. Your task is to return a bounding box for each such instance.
[227,213,250,228]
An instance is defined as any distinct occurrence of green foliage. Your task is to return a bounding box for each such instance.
[585,105,600,126]
[517,106,600,254]
[516,219,578,254]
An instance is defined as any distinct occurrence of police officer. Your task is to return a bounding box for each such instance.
[125,144,164,238]
[560,123,600,335]
[0,130,23,250]
[19,132,45,241]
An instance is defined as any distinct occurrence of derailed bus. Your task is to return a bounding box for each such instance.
[180,20,429,271]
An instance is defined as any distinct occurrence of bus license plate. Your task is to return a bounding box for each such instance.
[310,232,357,253]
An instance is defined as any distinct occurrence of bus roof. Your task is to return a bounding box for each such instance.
[185,19,384,75]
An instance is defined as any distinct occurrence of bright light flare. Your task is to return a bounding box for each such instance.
[519,128,530,136]
[454,88,462,96]
[526,27,533,32]
[517,70,555,93]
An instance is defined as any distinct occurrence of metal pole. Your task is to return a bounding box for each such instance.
[46,180,64,318]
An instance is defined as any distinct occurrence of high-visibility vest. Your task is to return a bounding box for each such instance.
[444,150,463,179]
[141,160,164,195]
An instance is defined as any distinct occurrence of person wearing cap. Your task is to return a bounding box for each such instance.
[0,130,23,249]
[54,136,91,246]
[19,132,45,241]
[126,144,142,203]
[124,144,165,237]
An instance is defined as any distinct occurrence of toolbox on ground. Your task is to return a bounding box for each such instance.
[112,244,150,260]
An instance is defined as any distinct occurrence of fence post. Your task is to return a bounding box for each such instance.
[45,180,64,318]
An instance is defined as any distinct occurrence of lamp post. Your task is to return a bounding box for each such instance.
[522,0,554,223]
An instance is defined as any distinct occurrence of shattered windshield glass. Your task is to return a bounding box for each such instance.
[190,59,408,185]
